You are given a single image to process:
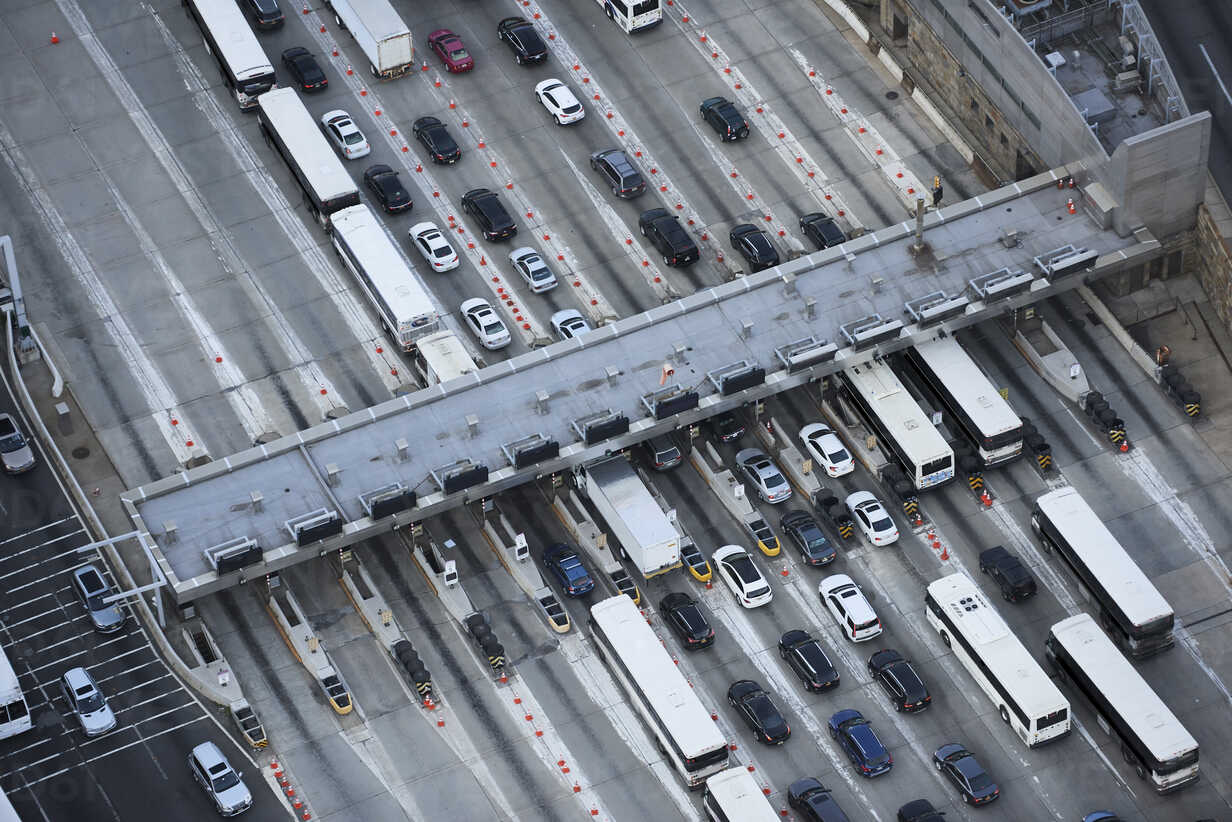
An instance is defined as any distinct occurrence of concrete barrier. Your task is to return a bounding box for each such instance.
[479,510,569,632]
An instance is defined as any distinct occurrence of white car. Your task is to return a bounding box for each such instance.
[819,574,883,642]
[320,109,370,159]
[460,298,511,350]
[551,309,591,340]
[535,78,585,125]
[713,545,773,609]
[735,448,792,504]
[59,667,116,737]
[845,491,899,546]
[800,423,855,478]
[409,222,460,272]
[509,247,558,293]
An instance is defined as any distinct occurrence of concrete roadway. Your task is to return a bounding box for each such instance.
[0,374,286,820]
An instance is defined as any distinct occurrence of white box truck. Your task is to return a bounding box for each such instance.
[326,0,414,79]
[579,457,681,579]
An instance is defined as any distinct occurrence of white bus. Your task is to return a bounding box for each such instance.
[901,335,1023,466]
[330,205,440,351]
[411,330,478,385]
[0,643,31,741]
[183,0,277,111]
[0,788,19,822]
[594,0,662,33]
[257,88,361,227]
[1032,486,1174,658]
[840,359,955,490]
[702,767,779,822]
[1046,614,1198,793]
[925,572,1070,747]
[589,596,728,787]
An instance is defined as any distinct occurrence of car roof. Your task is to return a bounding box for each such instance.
[191,741,228,767]
[63,667,96,690]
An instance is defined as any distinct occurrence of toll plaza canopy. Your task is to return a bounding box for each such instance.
[122,167,1161,601]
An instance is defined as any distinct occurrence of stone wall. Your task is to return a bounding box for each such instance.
[1194,191,1232,330]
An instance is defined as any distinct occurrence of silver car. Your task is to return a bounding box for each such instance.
[0,412,36,474]
[735,448,793,504]
[71,564,126,634]
[60,667,117,737]
[189,741,252,816]
[509,246,558,293]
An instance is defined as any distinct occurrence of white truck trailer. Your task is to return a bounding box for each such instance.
[578,457,681,579]
[326,0,414,79]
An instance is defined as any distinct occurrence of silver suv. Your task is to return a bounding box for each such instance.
[0,412,36,474]
[59,667,117,737]
[189,741,252,816]
[71,565,126,634]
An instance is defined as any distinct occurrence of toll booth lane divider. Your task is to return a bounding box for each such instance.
[266,582,355,715]
[477,503,571,633]
[551,490,641,604]
[181,616,267,748]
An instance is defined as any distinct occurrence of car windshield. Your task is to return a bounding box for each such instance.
[212,771,241,793]
[483,322,504,335]
[0,432,24,452]
[871,516,894,532]
[967,771,993,791]
[449,47,469,59]
[563,103,581,113]
[764,472,786,487]
[729,556,760,583]
[76,691,105,712]
[433,246,452,258]
[747,585,770,599]
[343,132,364,145]
[827,447,849,462]
[531,268,551,280]
[563,562,589,583]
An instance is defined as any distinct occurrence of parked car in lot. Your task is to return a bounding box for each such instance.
[700,96,749,141]
[189,741,252,816]
[509,247,558,293]
[543,543,595,597]
[462,188,517,241]
[868,649,931,712]
[829,709,892,777]
[550,309,591,340]
[498,16,547,65]
[281,46,326,91]
[638,208,699,267]
[799,423,854,477]
[409,223,459,272]
[59,667,117,737]
[535,79,585,125]
[0,412,36,474]
[364,164,413,214]
[727,679,790,745]
[788,777,851,822]
[713,545,773,609]
[413,116,461,164]
[819,574,882,642]
[845,491,899,546]
[72,564,125,633]
[736,448,792,504]
[778,629,839,693]
[934,743,1000,805]
[320,110,370,159]
[780,510,836,566]
[460,298,511,350]
[659,592,715,649]
[729,224,780,271]
[427,28,473,73]
[800,212,846,249]
[979,545,1037,602]
[590,148,646,198]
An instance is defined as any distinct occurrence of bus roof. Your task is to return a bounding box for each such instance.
[912,335,1021,437]
[416,330,478,382]
[1049,613,1197,760]
[331,205,437,325]
[589,596,725,758]
[0,644,22,704]
[927,572,1068,716]
[844,359,952,464]
[257,88,358,204]
[188,0,274,81]
[704,767,780,820]
[1034,487,1173,627]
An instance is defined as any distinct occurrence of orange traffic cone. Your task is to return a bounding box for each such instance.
[50,32,59,44]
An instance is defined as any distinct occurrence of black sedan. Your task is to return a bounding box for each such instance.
[778,630,839,692]
[730,224,780,272]
[898,799,947,822]
[780,510,837,566]
[800,212,846,249]
[868,649,930,712]
[788,778,851,822]
[659,592,715,650]
[979,545,1037,602]
[281,47,326,91]
[497,17,547,65]
[709,410,745,443]
[363,165,412,214]
[934,743,1000,805]
[727,679,790,744]
[413,117,461,165]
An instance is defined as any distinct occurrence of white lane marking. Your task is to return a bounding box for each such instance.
[0,516,80,546]
[1073,716,1134,797]
[296,11,551,346]
[981,502,1080,613]
[664,6,866,231]
[788,48,928,212]
[1061,402,1105,447]
[0,119,198,466]
[148,5,438,386]
[559,632,697,821]
[0,534,90,576]
[558,152,677,303]
[338,722,429,822]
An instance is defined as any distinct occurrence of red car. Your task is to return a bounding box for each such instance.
[428,29,473,73]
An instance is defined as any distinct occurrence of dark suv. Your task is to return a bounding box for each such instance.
[801,212,847,249]
[238,0,283,29]
[497,17,547,65]
[730,224,780,271]
[829,709,892,777]
[638,208,699,267]
[590,149,646,198]
[659,592,715,649]
[700,96,749,141]
[979,545,1037,602]
[462,189,517,241]
[868,649,931,712]
[780,510,836,566]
